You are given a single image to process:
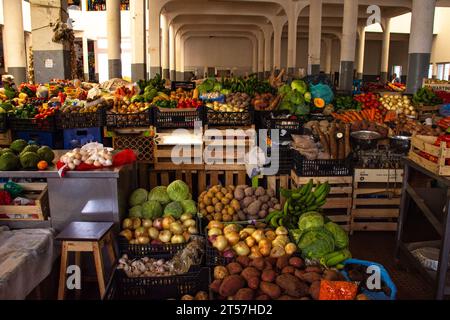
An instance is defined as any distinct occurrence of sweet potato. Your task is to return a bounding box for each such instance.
[276,255,289,270]
[260,281,281,299]
[235,288,254,300]
[309,280,321,300]
[266,257,277,267]
[241,267,261,282]
[275,274,309,298]
[261,269,277,283]
[247,277,260,290]
[209,279,222,294]
[227,262,243,275]
[255,294,270,300]
[219,275,246,297]
[236,256,251,268]
[249,257,265,271]
[277,295,296,300]
[289,257,304,269]
[300,297,311,300]
[281,266,295,274]
[305,266,323,274]
[300,272,321,284]
[263,260,273,270]
[323,269,341,281]
[294,269,305,279]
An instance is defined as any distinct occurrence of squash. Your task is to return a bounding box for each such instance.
[193,88,199,99]
[314,98,325,109]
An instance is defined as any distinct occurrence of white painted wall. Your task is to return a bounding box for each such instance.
[431,8,450,67]
[184,36,253,76]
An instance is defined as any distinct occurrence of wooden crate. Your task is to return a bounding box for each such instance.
[0,130,12,146]
[351,168,403,232]
[409,135,450,176]
[153,130,204,170]
[0,183,49,221]
[291,171,353,231]
[203,126,256,171]
[255,174,291,205]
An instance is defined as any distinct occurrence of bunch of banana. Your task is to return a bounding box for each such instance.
[151,92,170,103]
[320,248,352,268]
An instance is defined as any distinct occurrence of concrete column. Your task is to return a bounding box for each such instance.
[169,24,176,80]
[106,0,122,78]
[161,14,170,79]
[308,0,322,75]
[130,0,146,81]
[380,18,391,82]
[263,27,273,78]
[175,33,182,80]
[356,26,366,80]
[257,31,265,79]
[30,0,71,83]
[339,0,358,92]
[324,38,332,75]
[82,36,89,81]
[3,0,27,84]
[180,36,188,81]
[252,37,258,74]
[148,1,161,77]
[287,10,298,74]
[273,19,284,72]
[406,0,436,94]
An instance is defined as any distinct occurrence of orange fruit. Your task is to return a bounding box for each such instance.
[37,160,48,170]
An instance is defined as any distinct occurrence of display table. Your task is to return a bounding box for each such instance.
[395,158,450,300]
[0,161,137,232]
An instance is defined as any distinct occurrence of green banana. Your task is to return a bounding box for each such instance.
[265,210,282,222]
[313,182,328,198]
[314,199,327,208]
[278,217,284,227]
[303,179,314,196]
[304,205,319,212]
[283,200,290,216]
[305,193,316,206]
[291,192,302,200]
[270,215,280,227]
[325,249,352,267]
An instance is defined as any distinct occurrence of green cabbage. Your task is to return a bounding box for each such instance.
[278,84,291,95]
[298,227,335,260]
[129,188,148,207]
[167,180,190,201]
[325,221,349,250]
[298,212,324,232]
[291,80,308,95]
[148,186,171,205]
[181,200,197,215]
[129,205,143,218]
[142,200,163,219]
[163,201,184,219]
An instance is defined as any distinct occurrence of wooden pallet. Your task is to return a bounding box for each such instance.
[0,130,12,146]
[255,174,291,205]
[153,130,204,170]
[291,171,353,231]
[203,126,256,171]
[351,168,403,233]
[409,135,450,176]
[0,183,49,221]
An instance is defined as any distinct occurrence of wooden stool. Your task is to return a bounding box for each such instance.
[56,221,116,300]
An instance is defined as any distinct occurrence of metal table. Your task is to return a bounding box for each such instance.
[395,158,450,300]
[0,162,137,232]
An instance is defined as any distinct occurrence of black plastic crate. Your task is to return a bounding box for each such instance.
[263,145,292,175]
[104,267,211,300]
[293,149,353,177]
[57,109,105,129]
[0,113,8,133]
[8,115,57,132]
[106,109,153,128]
[171,81,196,91]
[206,108,254,127]
[153,106,203,129]
[259,112,303,133]
[205,241,235,267]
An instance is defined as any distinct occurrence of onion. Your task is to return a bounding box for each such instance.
[212,235,228,252]
[122,218,133,229]
[208,235,217,243]
[208,227,223,237]
[183,219,196,228]
[134,227,146,238]
[223,224,240,234]
[180,213,193,222]
[208,221,224,230]
[119,229,133,241]
[147,227,159,240]
[162,216,175,230]
[285,242,297,255]
[252,230,266,242]
[275,226,288,235]
[151,239,162,245]
[223,249,235,259]
[158,230,172,243]
[137,236,150,244]
[153,218,163,231]
[233,241,250,256]
[169,222,184,235]
[171,234,185,244]
[188,226,198,234]
[142,219,153,228]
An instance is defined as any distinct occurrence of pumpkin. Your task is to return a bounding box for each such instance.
[37,160,48,170]
[314,98,325,109]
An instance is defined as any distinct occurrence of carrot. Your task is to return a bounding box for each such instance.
[354,111,363,121]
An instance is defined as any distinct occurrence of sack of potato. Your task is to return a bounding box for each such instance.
[198,185,281,222]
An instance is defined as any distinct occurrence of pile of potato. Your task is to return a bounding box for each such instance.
[198,185,281,222]
[209,255,344,300]
[226,92,251,110]
[207,222,297,260]
[380,94,416,117]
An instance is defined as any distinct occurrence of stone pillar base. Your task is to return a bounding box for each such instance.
[149,67,162,78]
[34,50,71,83]
[131,63,146,82]
[108,59,122,79]
[339,61,354,92]
[8,67,27,85]
[170,70,176,81]
[184,71,191,81]
[406,53,430,94]
[380,72,388,82]
[176,72,183,81]
[309,64,321,75]
[356,73,363,80]
[162,69,170,80]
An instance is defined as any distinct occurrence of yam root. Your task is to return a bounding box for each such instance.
[329,122,337,160]
[219,275,246,297]
[314,125,330,158]
[235,288,254,300]
[241,267,261,282]
[344,123,351,158]
[275,274,309,298]
[259,281,281,299]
